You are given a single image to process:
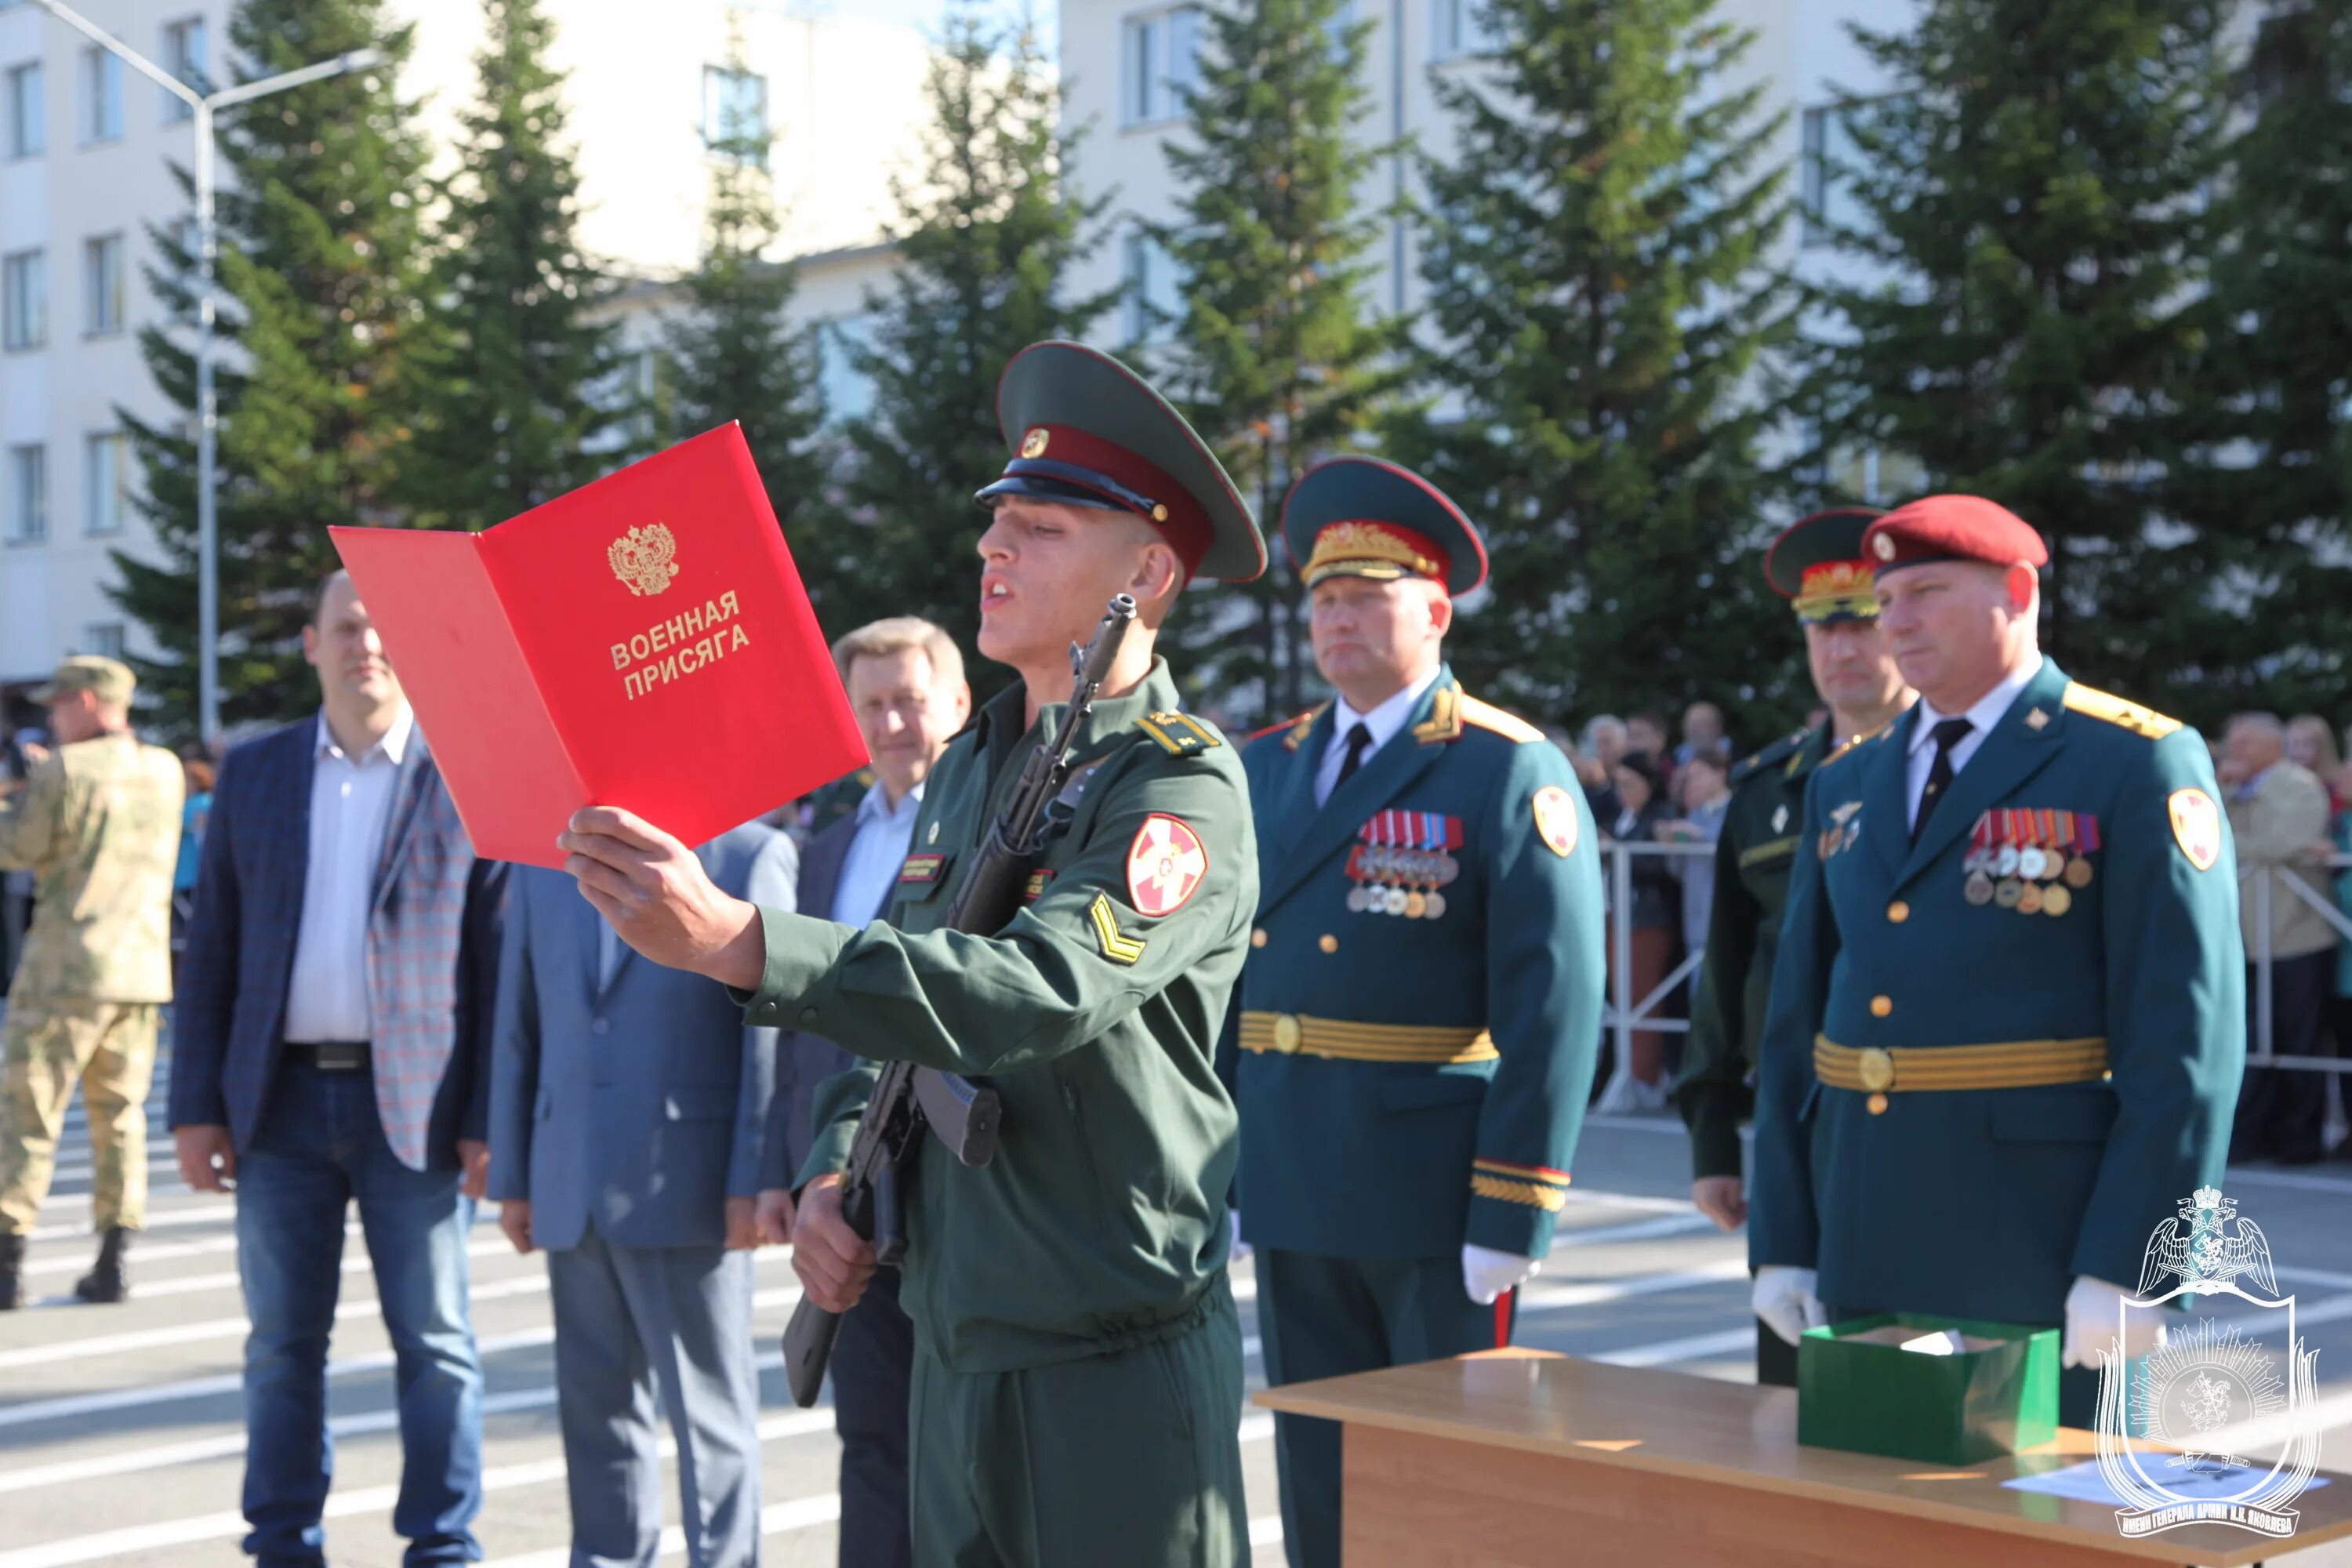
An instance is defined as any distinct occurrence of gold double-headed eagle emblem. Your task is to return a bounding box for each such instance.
[608,524,681,597]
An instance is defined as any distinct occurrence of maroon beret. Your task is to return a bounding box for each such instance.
[1863,494,2049,575]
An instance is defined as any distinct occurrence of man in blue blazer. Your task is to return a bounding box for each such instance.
[756,615,970,1568]
[490,820,795,1568]
[171,571,508,1568]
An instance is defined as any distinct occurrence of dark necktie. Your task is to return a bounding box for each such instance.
[1912,717,1974,844]
[1334,721,1374,791]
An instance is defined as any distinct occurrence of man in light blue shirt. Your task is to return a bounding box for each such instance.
[756,616,970,1568]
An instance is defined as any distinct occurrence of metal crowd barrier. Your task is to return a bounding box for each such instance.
[1586,841,2352,1117]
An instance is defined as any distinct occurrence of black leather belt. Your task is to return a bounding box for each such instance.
[284,1041,370,1072]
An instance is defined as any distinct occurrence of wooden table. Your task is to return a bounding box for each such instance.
[1254,1348,2352,1566]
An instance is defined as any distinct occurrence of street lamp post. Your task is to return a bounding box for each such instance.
[26,0,381,746]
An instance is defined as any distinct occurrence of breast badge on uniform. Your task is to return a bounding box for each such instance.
[2169,788,2222,872]
[1127,813,1209,916]
[1819,800,1862,860]
[1531,786,1578,859]
[1347,810,1464,918]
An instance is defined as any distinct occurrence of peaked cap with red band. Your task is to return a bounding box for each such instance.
[975,341,1265,584]
[1764,506,1883,625]
[1279,456,1489,597]
[1863,494,2050,575]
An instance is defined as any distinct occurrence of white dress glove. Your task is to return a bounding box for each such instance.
[2062,1275,2165,1370]
[1461,1243,1540,1305]
[1753,1265,1828,1346]
[1228,1211,1250,1263]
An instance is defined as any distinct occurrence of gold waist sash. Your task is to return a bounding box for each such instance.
[1239,1011,1497,1065]
[1813,1034,2110,1094]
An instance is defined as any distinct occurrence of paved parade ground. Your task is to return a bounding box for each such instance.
[11,1044,2352,1565]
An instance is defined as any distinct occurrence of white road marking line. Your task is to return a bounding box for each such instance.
[0,1286,806,1429]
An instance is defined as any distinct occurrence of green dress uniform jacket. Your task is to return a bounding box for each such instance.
[1675,724,1835,1182]
[1748,660,2245,1330]
[1225,670,1606,1261]
[760,658,1255,1374]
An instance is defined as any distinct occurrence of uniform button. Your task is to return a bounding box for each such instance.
[1886,901,1909,924]
[1867,1093,1889,1116]
[591,1018,610,1036]
[1870,995,1893,1018]
[1272,1014,1303,1054]
[1250,929,1269,949]
[798,1007,819,1026]
[1318,935,1338,954]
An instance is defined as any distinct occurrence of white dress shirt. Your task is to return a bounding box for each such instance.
[282,706,414,1044]
[1314,670,1441,808]
[1904,655,2044,828]
[833,779,927,925]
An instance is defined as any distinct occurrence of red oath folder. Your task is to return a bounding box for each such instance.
[329,423,866,869]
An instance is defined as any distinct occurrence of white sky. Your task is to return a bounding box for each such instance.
[782,1,1055,49]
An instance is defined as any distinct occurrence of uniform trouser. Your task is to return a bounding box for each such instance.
[1258,1250,1517,1568]
[833,1265,914,1568]
[0,998,159,1235]
[546,1226,760,1568]
[909,1288,1249,1567]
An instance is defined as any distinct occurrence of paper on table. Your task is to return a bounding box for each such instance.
[2002,1457,2332,1504]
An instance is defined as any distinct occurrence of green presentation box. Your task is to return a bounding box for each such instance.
[1797,1313,2060,1466]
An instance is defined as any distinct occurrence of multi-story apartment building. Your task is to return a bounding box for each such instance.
[0,0,925,708]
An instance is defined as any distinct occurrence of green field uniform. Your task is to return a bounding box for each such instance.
[0,729,183,1236]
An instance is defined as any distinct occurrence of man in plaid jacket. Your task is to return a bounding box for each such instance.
[171,571,508,1568]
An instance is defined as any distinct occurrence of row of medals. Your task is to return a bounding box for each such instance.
[1964,841,2093,914]
[1347,844,1461,919]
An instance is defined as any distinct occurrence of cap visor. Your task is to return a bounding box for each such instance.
[974,474,1134,513]
[1305,560,1414,587]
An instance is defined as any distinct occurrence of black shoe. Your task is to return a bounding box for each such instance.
[0,1232,21,1310]
[71,1227,130,1304]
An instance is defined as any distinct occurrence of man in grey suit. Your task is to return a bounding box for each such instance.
[755,616,969,1568]
[492,822,797,1568]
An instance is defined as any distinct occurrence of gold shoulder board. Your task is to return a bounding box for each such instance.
[2061,683,2183,740]
[1450,692,1544,745]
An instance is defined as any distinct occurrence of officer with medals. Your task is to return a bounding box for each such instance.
[559,342,1265,1566]
[1227,457,1606,1568]
[1673,508,1913,1387]
[1748,495,2244,1426]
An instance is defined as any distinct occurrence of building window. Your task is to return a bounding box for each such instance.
[85,431,128,535]
[82,622,125,660]
[1121,230,1184,345]
[85,234,124,336]
[701,65,768,165]
[1120,7,1201,129]
[2,249,45,350]
[819,315,875,426]
[165,216,198,321]
[5,60,42,158]
[1800,104,1869,247]
[82,46,122,144]
[1822,443,1925,507]
[162,17,205,122]
[1431,0,1500,62]
[5,445,45,545]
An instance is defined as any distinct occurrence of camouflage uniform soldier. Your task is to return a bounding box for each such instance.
[0,657,183,1307]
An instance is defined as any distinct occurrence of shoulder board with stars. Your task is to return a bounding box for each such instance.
[1414,689,1545,746]
[1821,717,1898,769]
[1251,703,1327,752]
[1137,710,1223,757]
[2061,683,2183,740]
[1729,728,1807,787]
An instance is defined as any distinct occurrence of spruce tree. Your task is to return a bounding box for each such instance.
[662,19,829,543]
[1808,0,2230,710]
[829,2,1117,661]
[2169,0,2352,723]
[1405,0,1796,734]
[112,0,430,731]
[1146,0,1396,721]
[399,0,617,532]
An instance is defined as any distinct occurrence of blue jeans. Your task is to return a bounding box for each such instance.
[235,1061,484,1566]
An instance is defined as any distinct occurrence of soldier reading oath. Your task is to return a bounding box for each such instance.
[558,342,1265,1567]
